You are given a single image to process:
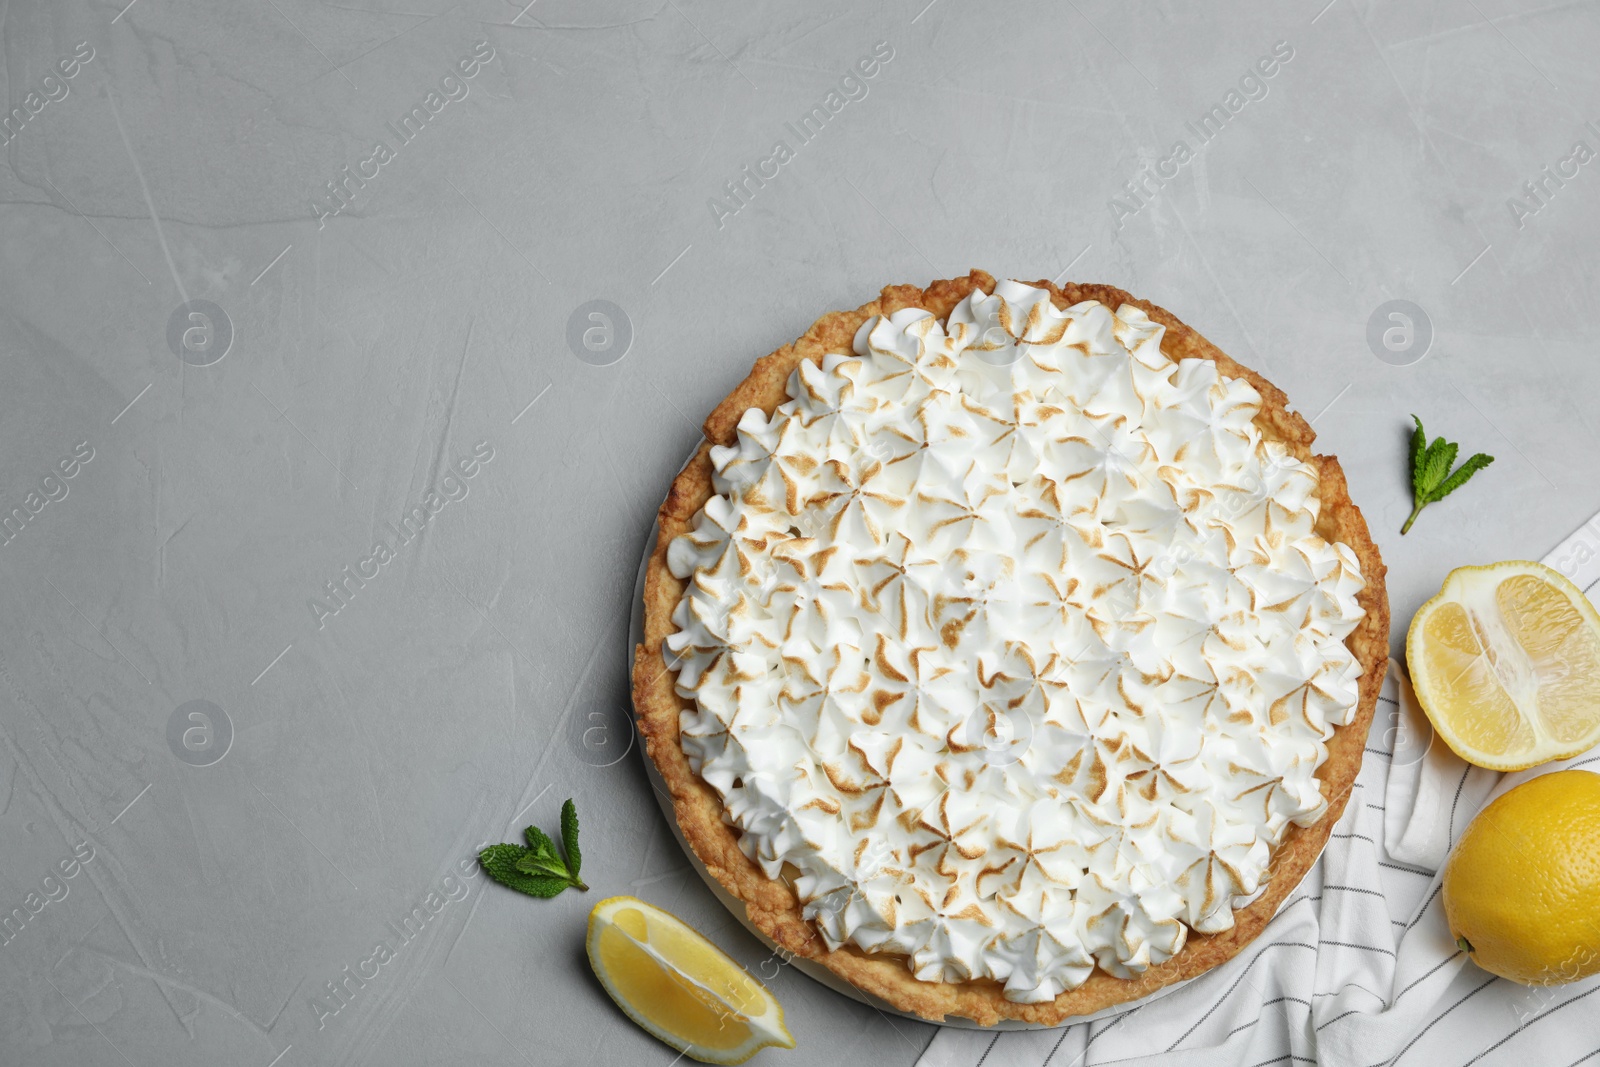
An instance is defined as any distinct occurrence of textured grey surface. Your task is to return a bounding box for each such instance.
[2,2,1598,1065]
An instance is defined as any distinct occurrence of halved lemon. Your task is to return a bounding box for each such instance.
[1408,560,1600,770]
[586,895,794,1064]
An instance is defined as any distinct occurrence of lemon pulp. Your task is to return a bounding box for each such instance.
[586,896,794,1064]
[1407,561,1600,770]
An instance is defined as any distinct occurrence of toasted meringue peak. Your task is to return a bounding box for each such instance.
[666,281,1366,1002]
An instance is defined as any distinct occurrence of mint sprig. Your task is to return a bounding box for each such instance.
[1401,415,1494,535]
[479,798,587,898]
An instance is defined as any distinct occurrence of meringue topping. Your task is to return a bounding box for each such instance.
[665,281,1366,1003]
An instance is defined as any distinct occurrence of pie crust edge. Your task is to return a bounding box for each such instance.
[631,269,1392,1026]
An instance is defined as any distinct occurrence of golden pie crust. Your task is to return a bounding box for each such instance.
[632,270,1390,1026]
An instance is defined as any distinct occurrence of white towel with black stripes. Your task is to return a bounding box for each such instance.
[918,518,1600,1067]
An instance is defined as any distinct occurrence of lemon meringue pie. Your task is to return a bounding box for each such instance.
[634,272,1389,1026]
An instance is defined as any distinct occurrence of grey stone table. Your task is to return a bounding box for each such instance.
[3,2,1598,1065]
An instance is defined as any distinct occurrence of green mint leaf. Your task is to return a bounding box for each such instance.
[1401,417,1494,534]
[1431,440,1460,497]
[513,849,570,880]
[1433,452,1494,501]
[517,875,572,899]
[479,843,568,898]
[1409,416,1427,497]
[1422,437,1457,495]
[479,842,529,881]
[478,800,590,900]
[560,798,582,880]
[525,824,559,858]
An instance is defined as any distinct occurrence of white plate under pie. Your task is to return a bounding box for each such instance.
[626,444,1198,1030]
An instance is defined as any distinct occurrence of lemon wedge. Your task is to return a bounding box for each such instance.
[586,895,794,1064]
[1408,560,1600,770]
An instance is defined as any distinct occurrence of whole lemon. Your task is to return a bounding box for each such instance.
[1443,770,1600,985]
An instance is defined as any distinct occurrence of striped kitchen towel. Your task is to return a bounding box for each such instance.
[918,520,1600,1067]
